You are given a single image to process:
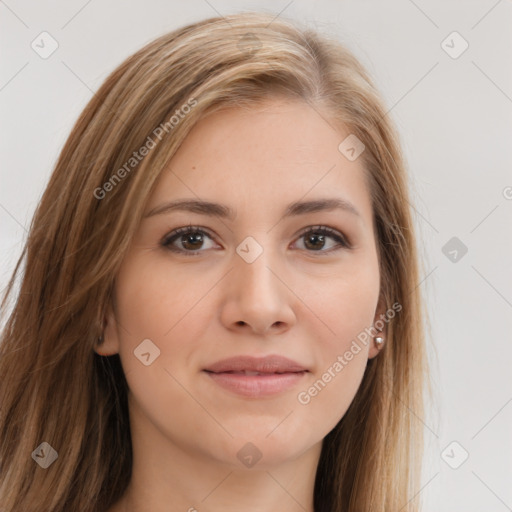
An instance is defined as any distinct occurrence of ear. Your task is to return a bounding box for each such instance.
[368,296,388,360]
[93,300,121,356]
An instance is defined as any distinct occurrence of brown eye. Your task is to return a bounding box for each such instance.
[161,224,351,257]
[162,226,217,255]
[294,226,351,254]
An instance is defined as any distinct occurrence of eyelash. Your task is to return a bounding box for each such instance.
[160,224,352,256]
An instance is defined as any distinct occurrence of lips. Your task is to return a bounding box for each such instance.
[202,355,309,398]
[203,354,309,374]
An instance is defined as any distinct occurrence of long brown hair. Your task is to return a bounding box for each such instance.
[0,12,430,511]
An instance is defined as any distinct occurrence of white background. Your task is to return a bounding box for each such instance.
[1,1,511,510]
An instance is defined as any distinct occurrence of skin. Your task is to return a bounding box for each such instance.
[99,98,386,512]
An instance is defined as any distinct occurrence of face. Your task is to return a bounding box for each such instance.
[99,98,385,470]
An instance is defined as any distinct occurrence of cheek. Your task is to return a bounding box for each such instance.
[114,255,211,338]
[295,346,368,443]
[113,256,217,390]
[112,258,211,432]
[296,261,379,423]
[305,260,380,348]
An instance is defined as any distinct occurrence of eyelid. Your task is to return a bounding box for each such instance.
[160,224,218,251]
[294,225,352,249]
[161,224,352,255]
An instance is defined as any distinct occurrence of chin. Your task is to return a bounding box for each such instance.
[206,429,316,471]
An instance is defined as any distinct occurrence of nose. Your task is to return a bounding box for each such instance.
[219,245,296,336]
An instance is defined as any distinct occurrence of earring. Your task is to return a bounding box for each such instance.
[95,334,105,356]
[374,334,385,348]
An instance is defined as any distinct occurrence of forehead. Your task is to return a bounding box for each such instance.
[150,98,373,224]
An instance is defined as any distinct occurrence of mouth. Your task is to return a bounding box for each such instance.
[202,354,310,398]
[204,370,307,376]
[203,354,309,374]
[202,368,308,398]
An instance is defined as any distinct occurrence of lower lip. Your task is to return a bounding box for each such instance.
[203,371,307,398]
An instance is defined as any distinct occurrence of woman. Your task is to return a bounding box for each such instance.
[0,11,430,512]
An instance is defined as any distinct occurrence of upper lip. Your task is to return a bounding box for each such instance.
[203,355,309,374]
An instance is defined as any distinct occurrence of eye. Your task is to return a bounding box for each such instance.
[161,224,351,256]
[161,224,218,255]
[292,225,351,254]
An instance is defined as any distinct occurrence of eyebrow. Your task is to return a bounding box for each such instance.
[143,197,361,220]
